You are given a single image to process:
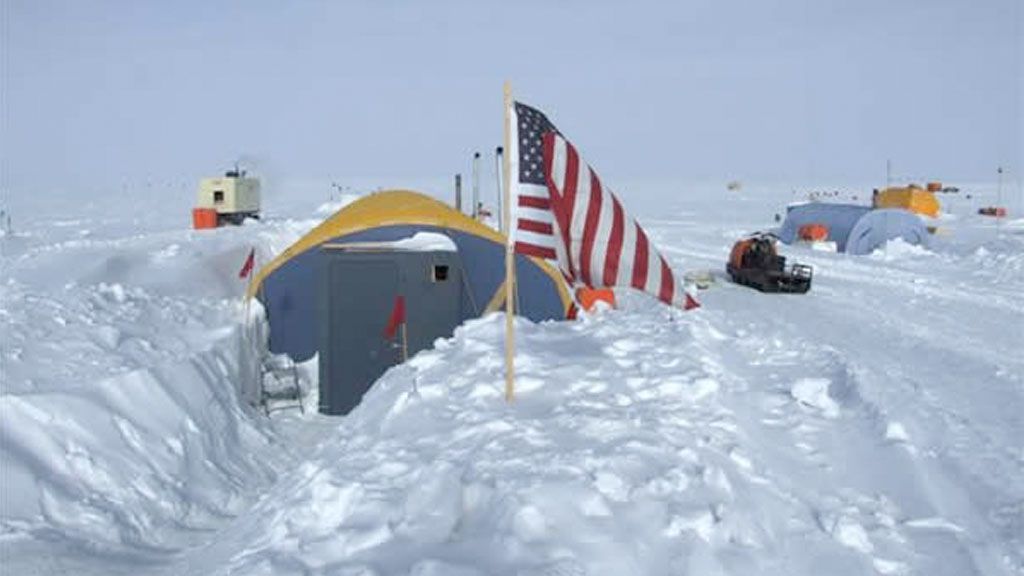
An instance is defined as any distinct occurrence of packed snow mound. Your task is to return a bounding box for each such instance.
[791,377,840,418]
[387,231,458,252]
[0,209,328,573]
[869,237,934,261]
[183,312,821,575]
[0,334,275,551]
[178,291,1022,575]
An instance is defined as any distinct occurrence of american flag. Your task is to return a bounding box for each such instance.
[510,102,561,261]
[510,101,698,310]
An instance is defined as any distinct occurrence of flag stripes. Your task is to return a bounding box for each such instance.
[545,132,692,309]
[508,100,698,311]
[517,218,552,235]
[580,172,606,286]
[511,184,558,259]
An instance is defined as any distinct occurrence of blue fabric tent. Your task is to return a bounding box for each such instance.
[779,203,928,255]
[779,203,870,252]
[247,191,572,362]
[846,209,930,255]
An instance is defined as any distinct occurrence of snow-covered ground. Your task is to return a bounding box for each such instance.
[1,181,1022,575]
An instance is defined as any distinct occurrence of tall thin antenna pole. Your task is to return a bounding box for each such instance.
[886,159,892,189]
[502,82,516,403]
[472,152,481,219]
[997,166,1004,234]
[495,146,505,232]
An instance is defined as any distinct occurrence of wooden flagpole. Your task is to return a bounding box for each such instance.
[502,81,516,403]
[241,247,254,348]
[242,248,259,408]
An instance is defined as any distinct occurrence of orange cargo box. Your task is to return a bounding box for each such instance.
[192,208,218,229]
[926,181,942,192]
[798,223,829,241]
[576,287,616,312]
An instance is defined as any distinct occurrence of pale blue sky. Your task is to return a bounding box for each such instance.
[3,0,1021,198]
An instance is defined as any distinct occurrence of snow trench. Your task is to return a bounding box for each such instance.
[0,326,284,569]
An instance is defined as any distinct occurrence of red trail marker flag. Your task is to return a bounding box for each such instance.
[509,102,699,311]
[383,296,406,340]
[238,248,256,280]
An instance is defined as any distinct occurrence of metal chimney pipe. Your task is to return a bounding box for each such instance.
[472,152,481,218]
[495,146,505,232]
[455,174,463,212]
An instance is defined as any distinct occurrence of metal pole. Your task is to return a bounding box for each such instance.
[401,321,409,363]
[495,146,505,232]
[455,174,463,213]
[997,166,1004,235]
[472,152,481,219]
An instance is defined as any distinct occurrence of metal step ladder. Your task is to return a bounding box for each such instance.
[259,354,305,416]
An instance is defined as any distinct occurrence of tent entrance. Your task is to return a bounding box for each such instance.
[317,249,464,415]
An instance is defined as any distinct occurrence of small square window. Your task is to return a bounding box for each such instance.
[432,265,449,282]
[213,190,224,203]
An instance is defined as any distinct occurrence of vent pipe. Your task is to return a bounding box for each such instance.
[471,152,481,218]
[455,174,463,212]
[495,146,505,232]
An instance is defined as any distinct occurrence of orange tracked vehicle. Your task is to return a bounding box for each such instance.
[727,232,813,293]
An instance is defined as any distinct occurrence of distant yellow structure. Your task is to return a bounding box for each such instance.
[874,185,940,218]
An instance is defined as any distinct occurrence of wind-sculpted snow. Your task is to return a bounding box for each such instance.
[0,212,322,574]
[181,311,818,575]
[2,182,1022,575]
[1,339,275,549]
[176,284,1022,575]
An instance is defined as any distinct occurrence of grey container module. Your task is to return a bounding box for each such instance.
[317,245,467,415]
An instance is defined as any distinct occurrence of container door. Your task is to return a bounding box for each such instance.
[319,255,402,415]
